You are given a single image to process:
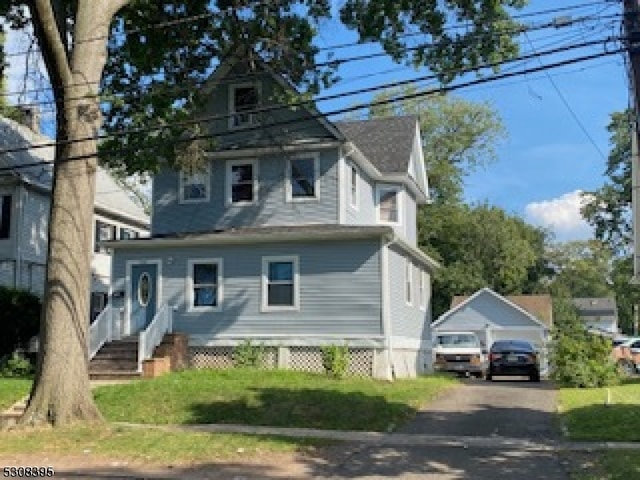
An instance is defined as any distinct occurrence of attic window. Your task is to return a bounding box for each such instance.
[376,185,401,224]
[230,83,260,128]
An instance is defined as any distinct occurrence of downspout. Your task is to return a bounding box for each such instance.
[380,232,395,380]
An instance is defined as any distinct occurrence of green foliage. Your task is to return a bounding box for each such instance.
[420,203,549,317]
[232,340,265,369]
[321,344,350,379]
[0,350,33,378]
[549,297,619,388]
[544,240,614,299]
[0,286,41,357]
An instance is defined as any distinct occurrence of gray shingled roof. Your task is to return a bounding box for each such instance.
[572,298,618,317]
[0,116,149,225]
[333,116,418,173]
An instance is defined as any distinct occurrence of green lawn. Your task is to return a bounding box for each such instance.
[0,370,458,464]
[559,380,640,480]
[559,379,640,441]
[94,369,459,431]
[0,378,31,410]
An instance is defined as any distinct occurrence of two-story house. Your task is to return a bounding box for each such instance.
[103,52,439,380]
[0,114,150,319]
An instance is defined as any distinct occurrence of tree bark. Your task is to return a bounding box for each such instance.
[21,0,129,427]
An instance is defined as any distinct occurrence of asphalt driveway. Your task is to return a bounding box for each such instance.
[312,377,570,479]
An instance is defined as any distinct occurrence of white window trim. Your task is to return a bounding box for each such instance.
[179,163,211,204]
[419,270,427,311]
[186,258,223,312]
[349,163,359,210]
[228,82,262,130]
[405,259,413,306]
[226,158,259,206]
[376,184,402,225]
[261,255,300,312]
[286,153,320,203]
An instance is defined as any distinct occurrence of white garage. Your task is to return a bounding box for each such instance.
[432,288,552,371]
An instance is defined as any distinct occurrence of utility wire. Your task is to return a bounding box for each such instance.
[0,47,622,166]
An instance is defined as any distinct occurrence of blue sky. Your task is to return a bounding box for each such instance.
[4,1,627,242]
[312,0,628,242]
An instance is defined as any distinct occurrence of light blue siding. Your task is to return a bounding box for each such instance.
[345,161,376,226]
[112,239,383,338]
[152,149,340,235]
[387,245,430,341]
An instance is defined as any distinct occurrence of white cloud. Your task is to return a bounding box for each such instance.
[524,190,594,241]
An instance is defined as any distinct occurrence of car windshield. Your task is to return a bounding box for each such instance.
[436,334,479,348]
[491,340,534,352]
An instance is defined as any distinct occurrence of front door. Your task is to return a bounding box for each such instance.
[130,263,158,332]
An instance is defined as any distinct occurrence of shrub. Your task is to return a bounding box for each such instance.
[0,287,41,357]
[232,340,265,368]
[549,297,619,388]
[321,344,350,379]
[0,350,34,378]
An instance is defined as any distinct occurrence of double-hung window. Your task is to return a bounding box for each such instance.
[349,164,359,209]
[227,159,258,205]
[377,185,401,224]
[180,165,210,203]
[229,83,260,128]
[0,195,11,239]
[287,154,319,201]
[94,220,116,253]
[262,256,299,311]
[406,260,413,306]
[419,270,428,311]
[188,259,222,311]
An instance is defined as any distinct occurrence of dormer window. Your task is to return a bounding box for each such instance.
[376,185,401,224]
[230,83,260,128]
[179,164,210,203]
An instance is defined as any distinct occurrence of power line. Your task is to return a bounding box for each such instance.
[0,47,622,167]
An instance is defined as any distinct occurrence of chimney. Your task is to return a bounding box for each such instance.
[18,106,40,134]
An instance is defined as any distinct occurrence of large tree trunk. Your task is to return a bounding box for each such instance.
[21,0,129,427]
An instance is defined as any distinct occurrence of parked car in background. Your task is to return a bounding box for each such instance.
[612,337,640,376]
[432,331,487,378]
[486,339,540,382]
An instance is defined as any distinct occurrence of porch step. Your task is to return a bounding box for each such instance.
[90,335,140,379]
[89,371,141,381]
[0,396,27,428]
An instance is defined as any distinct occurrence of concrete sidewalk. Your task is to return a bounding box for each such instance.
[116,421,640,452]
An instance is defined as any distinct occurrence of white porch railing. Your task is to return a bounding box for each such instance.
[138,304,173,372]
[88,305,123,359]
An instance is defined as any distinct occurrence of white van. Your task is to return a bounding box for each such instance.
[432,331,487,378]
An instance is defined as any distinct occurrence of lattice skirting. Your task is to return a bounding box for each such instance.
[190,346,278,370]
[189,345,374,377]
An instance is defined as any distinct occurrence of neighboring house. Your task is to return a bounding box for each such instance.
[0,115,150,318]
[433,288,553,370]
[572,297,619,334]
[103,51,439,380]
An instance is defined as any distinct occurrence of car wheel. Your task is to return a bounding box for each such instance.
[485,373,493,381]
[529,371,541,382]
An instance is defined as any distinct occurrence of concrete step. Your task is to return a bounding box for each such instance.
[90,359,139,371]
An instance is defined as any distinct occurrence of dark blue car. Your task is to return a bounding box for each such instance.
[486,340,540,382]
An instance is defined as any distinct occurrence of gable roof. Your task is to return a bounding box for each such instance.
[572,297,618,318]
[438,287,553,328]
[0,116,149,226]
[334,116,419,173]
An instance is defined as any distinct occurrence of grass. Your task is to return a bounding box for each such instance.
[0,378,31,410]
[0,424,323,464]
[558,379,640,441]
[0,370,457,464]
[559,380,640,479]
[94,369,459,431]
